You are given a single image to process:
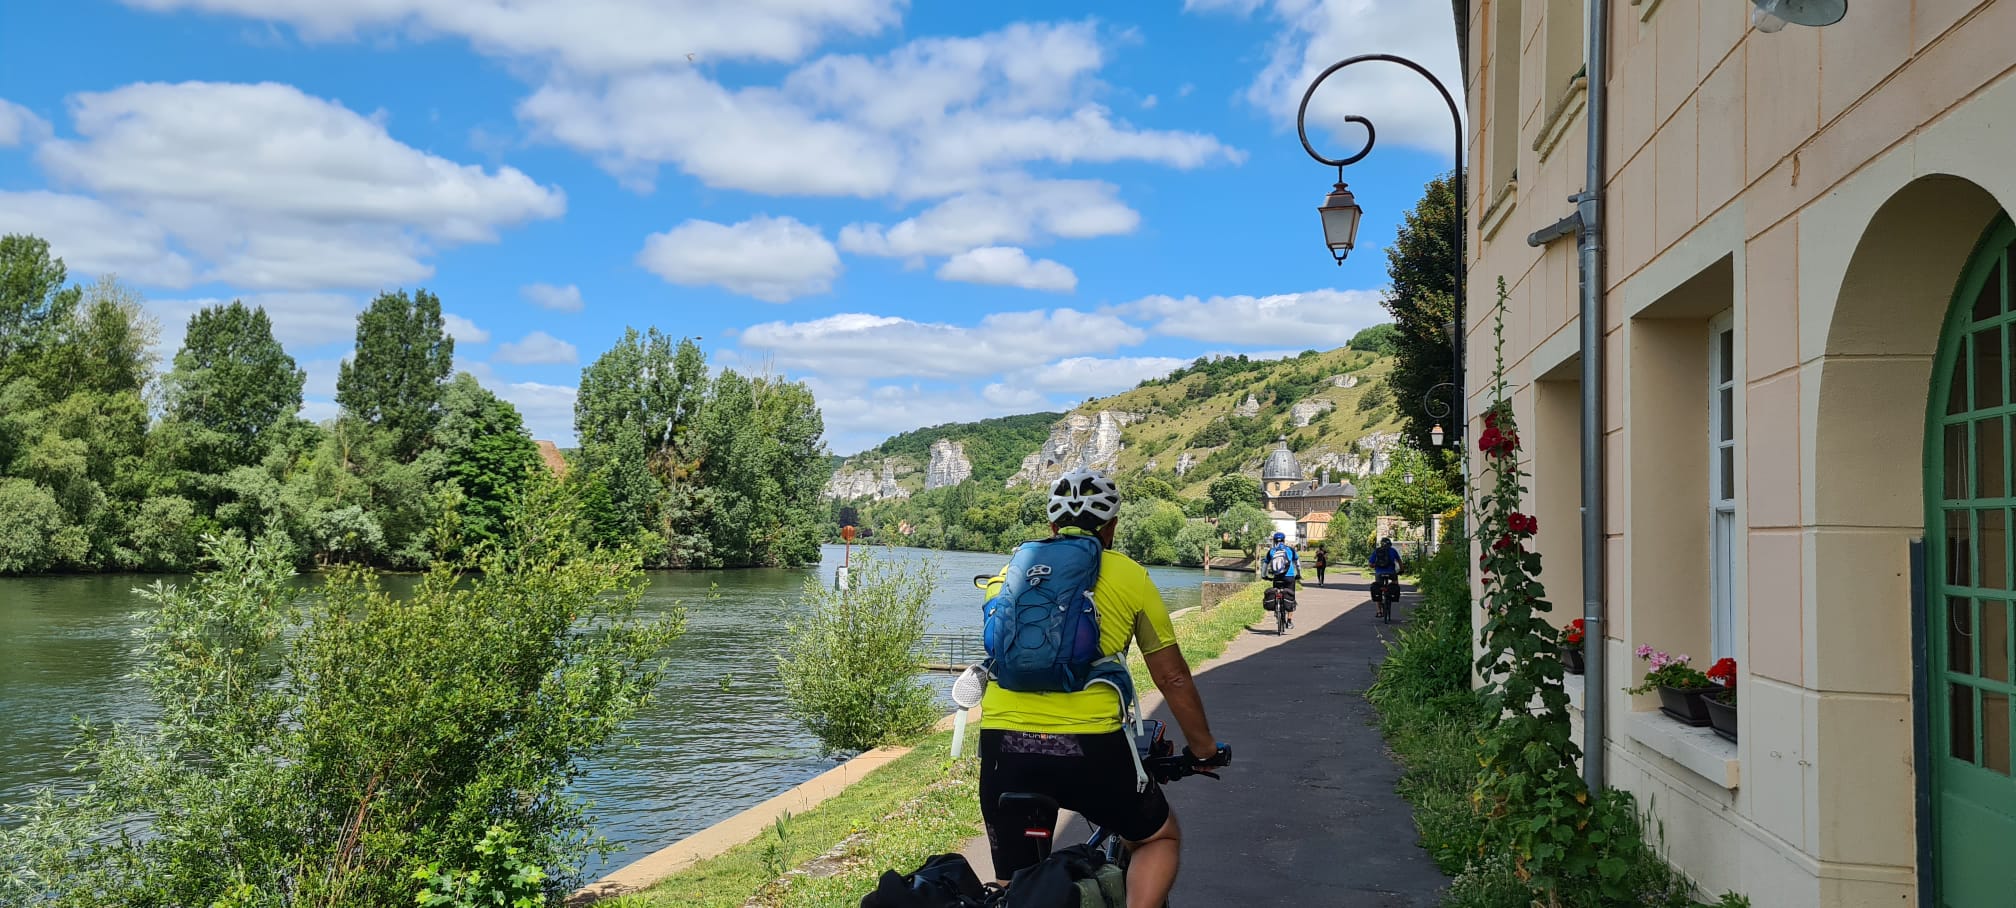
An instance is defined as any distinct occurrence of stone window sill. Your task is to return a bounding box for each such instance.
[1625,709,1740,790]
[1531,76,1588,164]
[1479,179,1518,241]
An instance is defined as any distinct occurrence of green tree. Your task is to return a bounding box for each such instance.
[572,329,708,562]
[1220,501,1273,556]
[426,374,541,549]
[1173,521,1218,567]
[1115,499,1185,566]
[1364,447,1460,543]
[0,488,682,907]
[1382,172,1461,450]
[162,301,305,467]
[1206,473,1260,516]
[0,234,82,381]
[336,289,454,459]
[778,553,937,754]
[1349,322,1401,356]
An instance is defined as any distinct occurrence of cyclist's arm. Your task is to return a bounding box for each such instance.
[1145,646,1217,760]
[1129,575,1217,758]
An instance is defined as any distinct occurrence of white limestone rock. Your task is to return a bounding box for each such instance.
[1006,410,1142,488]
[924,439,973,489]
[1234,394,1261,418]
[1290,399,1336,427]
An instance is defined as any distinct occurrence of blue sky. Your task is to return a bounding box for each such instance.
[0,0,1460,453]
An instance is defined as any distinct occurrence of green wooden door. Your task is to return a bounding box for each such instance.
[1929,216,2016,907]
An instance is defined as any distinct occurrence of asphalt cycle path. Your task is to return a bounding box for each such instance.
[961,572,1450,905]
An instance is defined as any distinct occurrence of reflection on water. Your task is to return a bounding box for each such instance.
[0,544,1202,874]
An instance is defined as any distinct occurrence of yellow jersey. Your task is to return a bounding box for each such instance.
[978,535,1178,734]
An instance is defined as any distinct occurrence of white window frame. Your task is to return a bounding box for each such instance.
[1709,314,1738,661]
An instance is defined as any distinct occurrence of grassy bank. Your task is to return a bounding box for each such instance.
[608,583,1267,908]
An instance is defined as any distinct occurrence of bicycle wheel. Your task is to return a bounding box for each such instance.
[1276,598,1288,635]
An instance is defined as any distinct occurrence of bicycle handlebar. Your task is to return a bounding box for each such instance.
[1143,745,1232,783]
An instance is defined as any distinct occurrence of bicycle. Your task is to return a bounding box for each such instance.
[993,719,1226,907]
[1370,572,1400,623]
[1263,581,1296,635]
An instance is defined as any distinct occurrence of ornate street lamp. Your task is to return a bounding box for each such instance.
[1319,181,1364,263]
[1297,54,1466,450]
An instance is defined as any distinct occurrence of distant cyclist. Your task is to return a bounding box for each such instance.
[1369,537,1404,616]
[975,469,1230,907]
[1261,532,1300,628]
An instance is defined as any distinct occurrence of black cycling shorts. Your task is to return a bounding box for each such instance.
[978,729,1171,879]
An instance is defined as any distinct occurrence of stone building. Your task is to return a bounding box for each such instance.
[1464,1,2016,904]
[1260,437,1356,543]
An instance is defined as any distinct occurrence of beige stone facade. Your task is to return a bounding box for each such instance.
[1466,2,2016,905]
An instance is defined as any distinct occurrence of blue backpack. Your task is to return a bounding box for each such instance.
[982,534,1107,693]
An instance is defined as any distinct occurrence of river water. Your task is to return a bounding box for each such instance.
[0,544,1203,875]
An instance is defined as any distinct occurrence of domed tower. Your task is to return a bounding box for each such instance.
[1261,435,1303,498]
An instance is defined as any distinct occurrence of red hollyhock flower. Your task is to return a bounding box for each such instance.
[1493,534,1517,551]
[1508,513,1538,535]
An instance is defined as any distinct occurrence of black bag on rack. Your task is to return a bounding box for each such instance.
[861,852,990,908]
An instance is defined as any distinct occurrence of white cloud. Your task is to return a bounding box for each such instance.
[838,179,1137,259]
[492,380,578,444]
[738,308,1142,381]
[1189,0,1463,158]
[119,0,905,71]
[521,282,583,311]
[148,293,361,359]
[636,215,840,302]
[0,190,196,287]
[517,21,1240,199]
[0,99,51,147]
[36,81,565,289]
[801,376,1055,455]
[495,330,579,365]
[300,398,342,423]
[442,312,490,344]
[1012,355,1190,395]
[936,246,1076,293]
[1115,288,1390,347]
[1140,94,1158,110]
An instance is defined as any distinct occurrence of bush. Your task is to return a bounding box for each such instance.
[0,480,682,908]
[779,553,939,755]
[1115,499,1185,566]
[0,477,69,573]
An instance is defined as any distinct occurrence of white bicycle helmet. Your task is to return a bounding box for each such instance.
[1047,469,1122,525]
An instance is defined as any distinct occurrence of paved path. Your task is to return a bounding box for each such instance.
[961,573,1450,906]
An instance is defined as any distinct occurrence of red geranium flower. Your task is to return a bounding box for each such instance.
[1707,657,1737,687]
[1562,618,1585,645]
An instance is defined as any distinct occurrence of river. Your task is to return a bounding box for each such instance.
[0,544,1204,875]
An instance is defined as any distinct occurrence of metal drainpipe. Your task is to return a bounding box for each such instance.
[1577,0,1611,794]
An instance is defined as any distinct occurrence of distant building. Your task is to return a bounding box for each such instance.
[534,440,568,477]
[1260,436,1356,544]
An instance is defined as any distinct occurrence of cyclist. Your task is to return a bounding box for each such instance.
[977,469,1230,908]
[1260,531,1300,629]
[1369,536,1404,614]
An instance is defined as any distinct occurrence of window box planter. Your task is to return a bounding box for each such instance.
[1562,644,1585,675]
[1704,690,1737,742]
[1657,685,1714,727]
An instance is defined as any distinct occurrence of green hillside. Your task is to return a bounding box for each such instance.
[1096,346,1403,495]
[825,344,1408,560]
[839,411,1064,489]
